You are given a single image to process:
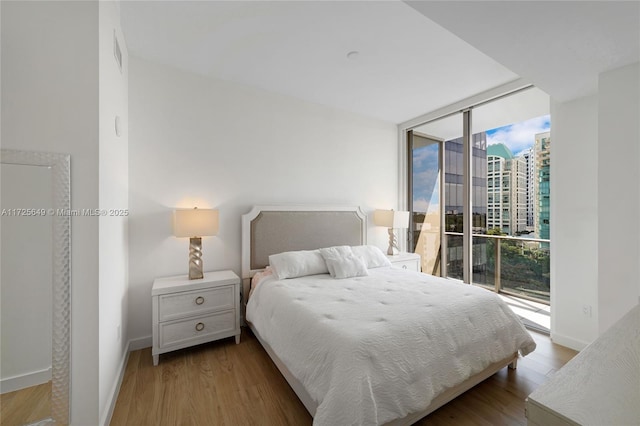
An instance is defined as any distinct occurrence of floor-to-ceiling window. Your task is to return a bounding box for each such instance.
[408,87,551,307]
[408,112,466,279]
[408,130,443,276]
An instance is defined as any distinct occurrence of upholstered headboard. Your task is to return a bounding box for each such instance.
[241,205,367,303]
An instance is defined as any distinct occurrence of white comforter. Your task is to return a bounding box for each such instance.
[246,267,536,426]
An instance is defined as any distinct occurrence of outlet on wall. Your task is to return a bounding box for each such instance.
[582,305,592,317]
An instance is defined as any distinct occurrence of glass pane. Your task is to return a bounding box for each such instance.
[472,235,492,287]
[471,87,551,303]
[411,113,463,278]
[497,238,550,302]
[446,234,463,280]
[410,133,441,275]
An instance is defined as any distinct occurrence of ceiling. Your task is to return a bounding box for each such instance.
[413,87,551,142]
[120,0,518,123]
[407,1,640,104]
[120,1,639,124]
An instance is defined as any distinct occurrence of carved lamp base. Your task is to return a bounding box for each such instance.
[188,237,204,280]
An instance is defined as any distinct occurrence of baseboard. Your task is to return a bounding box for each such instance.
[128,335,151,351]
[550,332,589,351]
[97,335,153,425]
[0,367,51,394]
[99,343,130,426]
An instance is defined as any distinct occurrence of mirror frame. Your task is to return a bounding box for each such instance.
[1,149,71,425]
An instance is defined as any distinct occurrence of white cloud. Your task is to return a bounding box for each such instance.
[412,145,438,169]
[413,197,439,214]
[486,115,550,156]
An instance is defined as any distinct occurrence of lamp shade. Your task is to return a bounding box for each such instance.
[173,208,219,237]
[373,210,410,229]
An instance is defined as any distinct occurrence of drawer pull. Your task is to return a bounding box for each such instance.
[195,322,205,332]
[402,265,408,269]
[195,296,205,305]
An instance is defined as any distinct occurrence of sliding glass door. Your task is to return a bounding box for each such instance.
[409,112,466,279]
[408,130,443,276]
[407,87,551,305]
[471,92,551,302]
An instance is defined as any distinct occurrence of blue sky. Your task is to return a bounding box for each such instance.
[412,143,440,213]
[412,114,551,213]
[486,115,550,157]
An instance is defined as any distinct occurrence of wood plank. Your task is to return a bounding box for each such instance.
[0,382,51,426]
[110,329,576,426]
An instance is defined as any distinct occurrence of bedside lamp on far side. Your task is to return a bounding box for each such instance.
[374,209,410,255]
[173,207,219,280]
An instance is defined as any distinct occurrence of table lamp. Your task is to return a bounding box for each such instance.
[373,209,410,255]
[173,207,219,279]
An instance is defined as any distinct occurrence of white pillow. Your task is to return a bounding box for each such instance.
[318,246,354,276]
[351,245,392,268]
[324,255,369,279]
[318,245,353,258]
[269,250,329,280]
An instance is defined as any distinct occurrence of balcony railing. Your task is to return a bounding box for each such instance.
[444,232,550,304]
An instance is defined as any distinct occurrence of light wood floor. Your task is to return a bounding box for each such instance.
[0,382,51,426]
[111,328,577,426]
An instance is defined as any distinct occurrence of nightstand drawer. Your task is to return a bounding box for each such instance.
[159,285,234,322]
[152,271,241,365]
[391,260,420,271]
[386,253,421,272]
[159,310,236,348]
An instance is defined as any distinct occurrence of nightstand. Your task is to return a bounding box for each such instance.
[151,270,241,366]
[387,252,421,272]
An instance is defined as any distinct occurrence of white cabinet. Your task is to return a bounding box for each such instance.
[152,270,241,366]
[387,252,421,272]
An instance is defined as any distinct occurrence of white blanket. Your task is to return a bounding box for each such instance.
[246,267,536,426]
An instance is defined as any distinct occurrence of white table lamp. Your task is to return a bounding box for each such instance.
[374,209,410,255]
[173,207,219,279]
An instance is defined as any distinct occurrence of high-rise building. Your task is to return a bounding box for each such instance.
[535,132,551,242]
[511,156,528,233]
[486,143,527,235]
[521,148,537,229]
[487,153,507,232]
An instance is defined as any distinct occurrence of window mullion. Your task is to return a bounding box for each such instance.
[463,110,472,284]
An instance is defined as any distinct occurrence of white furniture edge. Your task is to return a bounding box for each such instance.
[242,204,519,425]
[386,252,420,260]
[526,304,640,425]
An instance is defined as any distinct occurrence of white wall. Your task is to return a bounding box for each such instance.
[550,95,599,348]
[1,164,53,392]
[597,62,640,334]
[1,1,100,424]
[98,1,129,424]
[550,62,640,350]
[128,57,398,342]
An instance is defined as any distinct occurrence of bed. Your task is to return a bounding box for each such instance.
[242,205,536,426]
